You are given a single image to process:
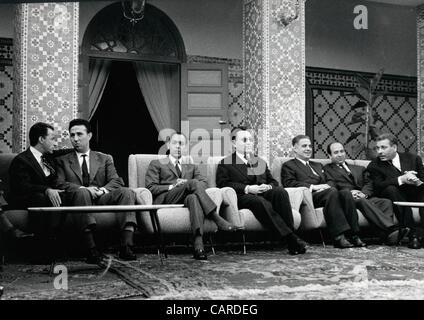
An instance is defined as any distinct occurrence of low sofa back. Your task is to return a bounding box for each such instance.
[0,153,17,200]
[270,157,371,186]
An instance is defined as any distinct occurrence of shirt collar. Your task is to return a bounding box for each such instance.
[169,154,181,165]
[296,157,309,166]
[76,149,90,158]
[236,151,248,164]
[30,146,43,162]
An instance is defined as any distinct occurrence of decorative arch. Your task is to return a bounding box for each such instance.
[79,2,186,118]
[82,2,186,62]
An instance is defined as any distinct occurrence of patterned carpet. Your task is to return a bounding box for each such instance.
[2,245,424,300]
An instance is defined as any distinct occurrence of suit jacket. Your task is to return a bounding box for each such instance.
[367,152,424,193]
[323,162,374,197]
[145,157,208,203]
[216,152,278,195]
[281,158,326,188]
[8,148,57,200]
[54,150,123,192]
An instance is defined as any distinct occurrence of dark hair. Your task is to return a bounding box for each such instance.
[376,133,397,146]
[29,122,54,146]
[326,141,343,155]
[69,118,91,133]
[168,131,187,143]
[231,126,248,141]
[292,134,310,146]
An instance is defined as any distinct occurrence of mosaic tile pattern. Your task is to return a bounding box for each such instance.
[244,0,306,163]
[187,55,244,128]
[268,0,305,159]
[0,38,13,153]
[13,2,79,151]
[417,5,424,157]
[308,68,417,159]
[243,0,265,154]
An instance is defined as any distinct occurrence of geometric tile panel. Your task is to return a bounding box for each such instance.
[187,55,244,128]
[308,68,417,159]
[243,0,306,163]
[417,5,424,157]
[0,38,13,153]
[243,0,264,141]
[13,3,79,151]
[267,0,305,160]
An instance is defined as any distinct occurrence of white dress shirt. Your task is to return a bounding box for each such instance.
[76,150,90,173]
[391,153,404,186]
[30,146,50,176]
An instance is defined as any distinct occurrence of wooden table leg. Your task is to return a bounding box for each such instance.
[151,209,167,259]
[149,210,163,264]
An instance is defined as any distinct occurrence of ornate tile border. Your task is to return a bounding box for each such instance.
[417,5,424,157]
[13,2,79,152]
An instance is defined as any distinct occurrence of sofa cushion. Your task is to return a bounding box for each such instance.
[0,153,17,200]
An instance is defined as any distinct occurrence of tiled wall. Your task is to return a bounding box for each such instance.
[13,2,79,152]
[418,5,424,157]
[0,38,13,153]
[308,67,417,159]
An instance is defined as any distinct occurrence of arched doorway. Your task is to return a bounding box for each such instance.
[80,3,186,184]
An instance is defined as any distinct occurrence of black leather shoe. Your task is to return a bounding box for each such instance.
[193,249,207,260]
[386,227,410,246]
[119,245,136,261]
[333,235,354,249]
[86,247,103,264]
[287,235,307,255]
[408,235,422,249]
[351,236,367,247]
[6,227,34,240]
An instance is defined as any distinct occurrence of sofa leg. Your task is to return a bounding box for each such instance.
[208,234,216,255]
[241,231,246,255]
[318,229,326,248]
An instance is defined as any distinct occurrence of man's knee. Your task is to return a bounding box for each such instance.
[68,188,92,203]
[381,185,403,200]
[187,179,204,190]
[184,193,197,205]
[116,187,136,200]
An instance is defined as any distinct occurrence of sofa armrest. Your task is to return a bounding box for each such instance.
[130,187,153,205]
[219,187,243,228]
[298,187,321,230]
[205,187,223,214]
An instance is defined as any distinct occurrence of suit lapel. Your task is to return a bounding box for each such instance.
[24,148,45,179]
[399,153,408,172]
[69,152,83,184]
[89,151,100,183]
[167,157,179,178]
[232,153,251,180]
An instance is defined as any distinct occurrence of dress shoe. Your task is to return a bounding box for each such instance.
[287,235,307,255]
[386,227,409,246]
[408,235,422,249]
[6,227,34,240]
[119,245,137,261]
[333,234,354,249]
[86,247,103,264]
[351,236,367,247]
[193,248,207,260]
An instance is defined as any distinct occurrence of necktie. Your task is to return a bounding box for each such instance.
[306,161,318,176]
[81,154,90,187]
[339,163,353,179]
[388,160,401,172]
[175,160,182,178]
[40,155,55,176]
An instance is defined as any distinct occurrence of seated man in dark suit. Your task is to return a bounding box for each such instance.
[145,131,235,260]
[8,122,65,242]
[55,119,138,263]
[324,142,407,245]
[216,127,307,255]
[367,133,424,249]
[281,135,366,248]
